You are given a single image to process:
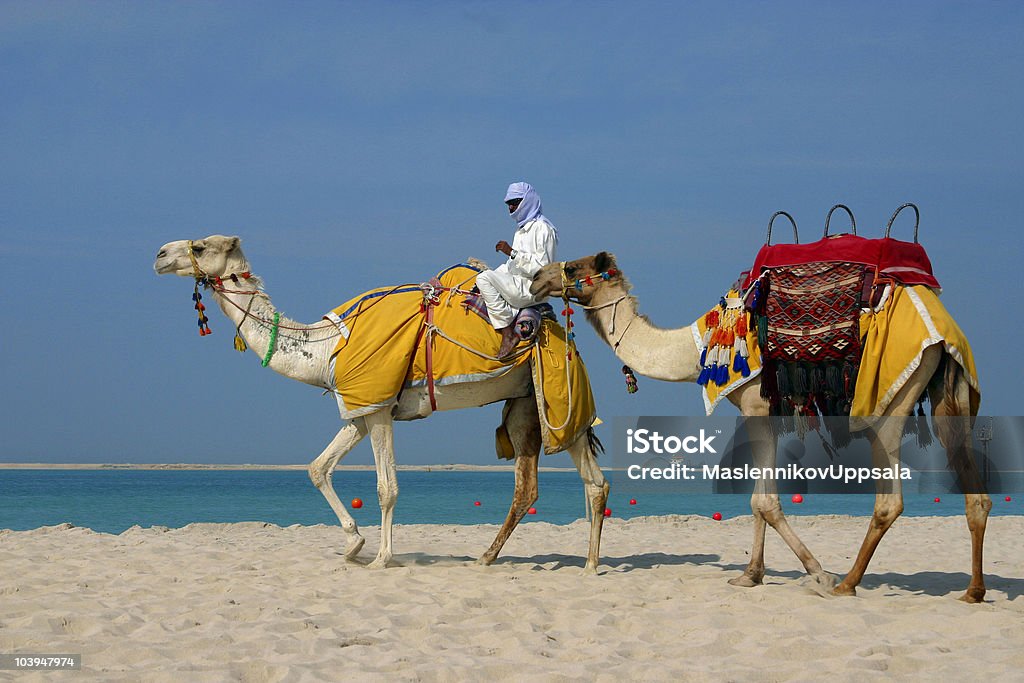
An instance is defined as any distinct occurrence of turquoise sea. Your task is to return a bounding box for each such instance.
[0,469,1018,534]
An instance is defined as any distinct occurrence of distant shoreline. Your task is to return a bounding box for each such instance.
[0,463,582,472]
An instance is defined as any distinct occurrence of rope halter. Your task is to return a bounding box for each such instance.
[558,261,621,301]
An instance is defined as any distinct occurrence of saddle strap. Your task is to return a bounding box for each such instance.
[425,302,437,411]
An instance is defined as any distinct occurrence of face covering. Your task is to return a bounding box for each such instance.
[505,182,544,228]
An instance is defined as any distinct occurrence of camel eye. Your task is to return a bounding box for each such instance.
[192,246,205,255]
[564,265,577,277]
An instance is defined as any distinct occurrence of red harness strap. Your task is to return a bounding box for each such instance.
[423,300,437,411]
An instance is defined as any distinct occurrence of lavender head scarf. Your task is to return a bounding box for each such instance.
[504,182,545,228]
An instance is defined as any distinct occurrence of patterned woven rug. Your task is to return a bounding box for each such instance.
[757,261,866,430]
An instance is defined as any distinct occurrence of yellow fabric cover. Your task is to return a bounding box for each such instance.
[532,321,597,455]
[853,285,980,418]
[693,284,979,417]
[327,266,595,455]
[494,320,597,458]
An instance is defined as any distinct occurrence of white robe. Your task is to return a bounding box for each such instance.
[476,217,558,328]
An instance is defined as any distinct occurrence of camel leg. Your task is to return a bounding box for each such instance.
[477,397,541,566]
[833,413,909,596]
[951,416,991,603]
[960,492,992,602]
[932,360,991,603]
[364,410,398,569]
[568,433,609,574]
[308,420,370,559]
[834,347,944,596]
[833,456,903,595]
[727,394,829,587]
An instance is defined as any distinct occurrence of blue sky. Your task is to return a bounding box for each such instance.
[2,1,1021,465]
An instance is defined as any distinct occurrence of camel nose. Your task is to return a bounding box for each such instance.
[157,249,167,258]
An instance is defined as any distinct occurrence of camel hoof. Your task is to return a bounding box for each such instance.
[728,574,763,588]
[475,555,495,567]
[582,564,598,576]
[959,587,986,603]
[810,572,840,589]
[832,583,857,597]
[344,536,366,560]
[367,557,391,570]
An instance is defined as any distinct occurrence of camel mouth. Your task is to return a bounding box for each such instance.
[529,279,557,297]
[153,258,187,276]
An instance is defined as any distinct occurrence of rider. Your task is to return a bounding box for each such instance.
[476,182,559,358]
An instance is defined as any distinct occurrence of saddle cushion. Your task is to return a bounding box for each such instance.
[744,234,940,289]
[759,261,866,418]
[693,284,979,422]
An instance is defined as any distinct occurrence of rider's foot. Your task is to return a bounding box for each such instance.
[496,325,520,358]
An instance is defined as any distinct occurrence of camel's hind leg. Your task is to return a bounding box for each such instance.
[932,358,991,603]
[568,432,609,574]
[364,410,398,569]
[961,492,992,602]
[833,419,906,596]
[308,420,369,559]
[834,346,942,596]
[477,397,541,566]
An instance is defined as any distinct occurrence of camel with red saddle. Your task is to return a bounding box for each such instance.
[529,207,991,600]
[154,235,608,571]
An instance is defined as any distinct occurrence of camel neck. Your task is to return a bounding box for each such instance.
[583,282,701,383]
[209,283,335,389]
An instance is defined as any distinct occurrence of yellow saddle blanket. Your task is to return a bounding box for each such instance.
[325,265,596,455]
[692,285,979,417]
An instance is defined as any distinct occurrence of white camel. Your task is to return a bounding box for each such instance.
[154,235,609,571]
[531,252,991,601]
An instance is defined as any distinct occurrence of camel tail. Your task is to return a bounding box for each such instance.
[929,352,982,492]
[587,427,605,457]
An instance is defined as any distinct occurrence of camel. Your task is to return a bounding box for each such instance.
[530,252,991,601]
[153,235,609,571]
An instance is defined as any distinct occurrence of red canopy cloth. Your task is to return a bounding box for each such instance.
[742,234,940,289]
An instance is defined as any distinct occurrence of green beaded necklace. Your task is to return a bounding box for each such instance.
[261,312,280,368]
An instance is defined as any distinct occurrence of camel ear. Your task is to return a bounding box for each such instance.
[227,236,241,252]
[594,251,614,273]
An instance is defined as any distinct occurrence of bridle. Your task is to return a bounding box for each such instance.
[554,261,640,393]
[558,262,621,299]
[186,240,296,365]
[556,261,634,347]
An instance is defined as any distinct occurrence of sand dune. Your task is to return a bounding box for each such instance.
[2,515,1022,681]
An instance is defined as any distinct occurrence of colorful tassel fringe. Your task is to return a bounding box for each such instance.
[697,290,752,388]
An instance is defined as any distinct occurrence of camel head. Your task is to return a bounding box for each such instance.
[153,235,248,279]
[530,252,619,304]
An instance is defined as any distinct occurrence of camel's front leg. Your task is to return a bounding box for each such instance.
[364,410,398,569]
[308,420,369,560]
[478,397,541,566]
[568,433,609,574]
[728,411,829,587]
[834,418,905,596]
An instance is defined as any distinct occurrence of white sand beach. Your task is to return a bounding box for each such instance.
[2,515,1023,681]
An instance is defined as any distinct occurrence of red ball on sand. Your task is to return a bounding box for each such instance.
[604,508,612,517]
[351,498,363,509]
[712,512,722,521]
[474,501,481,506]
[791,494,804,504]
[527,507,537,515]
[629,499,637,505]
[934,497,941,503]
